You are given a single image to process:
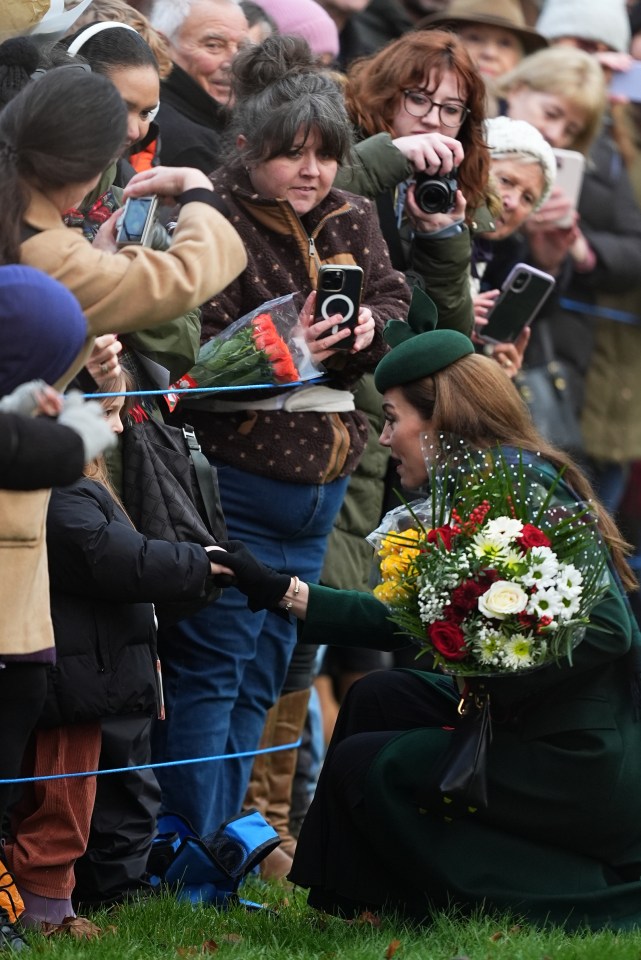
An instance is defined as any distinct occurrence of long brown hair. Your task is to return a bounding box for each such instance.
[400,353,636,590]
[344,29,489,214]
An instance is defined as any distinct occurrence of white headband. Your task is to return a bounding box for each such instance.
[67,20,138,55]
[67,21,160,123]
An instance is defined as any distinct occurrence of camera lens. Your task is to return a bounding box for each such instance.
[414,171,457,216]
[322,270,343,292]
[511,273,528,292]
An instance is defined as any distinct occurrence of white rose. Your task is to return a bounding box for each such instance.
[478,580,528,620]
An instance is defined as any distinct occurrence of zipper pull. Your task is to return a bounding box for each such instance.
[308,235,316,260]
[156,658,166,721]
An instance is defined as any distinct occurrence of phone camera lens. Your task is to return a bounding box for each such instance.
[323,271,343,292]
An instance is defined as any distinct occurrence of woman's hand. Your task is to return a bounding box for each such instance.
[86,334,122,384]
[392,133,464,175]
[299,292,375,361]
[210,541,293,612]
[93,209,121,253]
[405,186,466,235]
[472,289,500,330]
[487,326,531,379]
[522,188,580,275]
[123,166,213,205]
[0,380,63,417]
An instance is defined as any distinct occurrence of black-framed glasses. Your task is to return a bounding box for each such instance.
[402,89,470,128]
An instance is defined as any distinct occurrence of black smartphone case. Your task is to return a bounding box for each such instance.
[314,265,364,350]
[483,267,555,343]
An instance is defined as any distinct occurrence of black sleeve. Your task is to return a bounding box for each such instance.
[0,414,85,491]
[47,481,212,602]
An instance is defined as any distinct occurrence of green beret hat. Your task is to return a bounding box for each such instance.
[374,287,474,393]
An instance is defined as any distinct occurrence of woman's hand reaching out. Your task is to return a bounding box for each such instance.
[392,132,464,175]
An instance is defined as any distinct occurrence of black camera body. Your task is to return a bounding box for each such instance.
[414,167,458,215]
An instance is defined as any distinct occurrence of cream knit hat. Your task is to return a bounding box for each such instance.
[484,115,557,208]
[537,0,631,54]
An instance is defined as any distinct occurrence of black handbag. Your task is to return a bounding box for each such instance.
[434,686,492,819]
[121,417,227,625]
[514,322,584,456]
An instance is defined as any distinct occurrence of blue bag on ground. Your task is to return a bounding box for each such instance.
[148,809,280,905]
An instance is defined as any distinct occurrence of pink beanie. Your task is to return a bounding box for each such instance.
[255,0,339,59]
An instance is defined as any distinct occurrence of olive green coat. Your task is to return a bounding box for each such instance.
[301,582,641,930]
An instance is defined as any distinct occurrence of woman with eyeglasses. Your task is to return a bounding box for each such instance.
[343,28,491,335]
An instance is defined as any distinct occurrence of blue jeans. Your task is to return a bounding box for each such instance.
[152,462,349,838]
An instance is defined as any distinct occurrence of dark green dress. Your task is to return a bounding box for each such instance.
[289,580,641,931]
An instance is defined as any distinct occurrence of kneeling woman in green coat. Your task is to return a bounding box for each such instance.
[218,294,641,932]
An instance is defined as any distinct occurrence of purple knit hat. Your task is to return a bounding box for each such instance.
[255,0,339,59]
[0,265,87,395]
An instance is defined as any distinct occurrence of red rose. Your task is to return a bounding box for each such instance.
[518,524,551,550]
[450,579,487,615]
[427,525,455,550]
[428,620,468,661]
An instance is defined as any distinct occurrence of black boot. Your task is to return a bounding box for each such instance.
[0,907,29,953]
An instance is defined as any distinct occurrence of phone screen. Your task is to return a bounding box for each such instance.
[119,197,155,243]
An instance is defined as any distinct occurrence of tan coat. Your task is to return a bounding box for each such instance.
[20,189,248,386]
[1,191,247,657]
[0,490,52,656]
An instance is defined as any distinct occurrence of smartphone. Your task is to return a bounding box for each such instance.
[609,62,641,103]
[314,264,364,350]
[480,263,555,344]
[551,148,585,228]
[116,195,158,247]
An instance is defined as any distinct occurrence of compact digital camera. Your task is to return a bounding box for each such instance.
[414,167,458,215]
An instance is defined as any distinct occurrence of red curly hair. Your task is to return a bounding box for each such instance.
[345,29,489,214]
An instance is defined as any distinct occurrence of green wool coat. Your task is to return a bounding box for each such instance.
[301,581,641,931]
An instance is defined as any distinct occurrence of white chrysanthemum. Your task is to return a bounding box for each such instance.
[483,516,523,542]
[502,633,536,670]
[527,586,562,619]
[556,563,583,599]
[556,592,582,621]
[474,630,505,665]
[471,532,510,563]
[520,546,559,588]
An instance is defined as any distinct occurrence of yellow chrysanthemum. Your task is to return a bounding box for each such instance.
[378,528,421,558]
[380,552,415,579]
[373,580,410,605]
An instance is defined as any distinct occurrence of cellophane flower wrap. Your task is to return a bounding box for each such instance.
[367,439,609,676]
[169,294,324,406]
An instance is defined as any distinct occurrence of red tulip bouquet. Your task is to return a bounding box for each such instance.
[367,440,609,676]
[168,294,324,408]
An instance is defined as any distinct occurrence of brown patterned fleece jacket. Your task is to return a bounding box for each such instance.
[183,164,411,484]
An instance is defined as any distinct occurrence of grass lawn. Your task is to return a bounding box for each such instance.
[23,880,641,960]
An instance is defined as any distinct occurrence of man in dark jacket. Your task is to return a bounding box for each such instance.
[150,0,249,174]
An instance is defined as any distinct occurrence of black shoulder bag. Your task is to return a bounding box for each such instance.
[121,418,227,625]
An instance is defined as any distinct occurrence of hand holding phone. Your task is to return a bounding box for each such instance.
[479,263,555,344]
[551,149,585,228]
[313,265,364,350]
[116,195,158,247]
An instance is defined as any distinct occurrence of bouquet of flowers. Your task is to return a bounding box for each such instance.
[168,294,324,407]
[367,439,609,676]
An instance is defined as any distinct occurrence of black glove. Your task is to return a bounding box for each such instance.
[215,540,292,612]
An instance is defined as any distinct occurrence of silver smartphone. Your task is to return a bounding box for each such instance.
[480,263,555,344]
[551,149,585,228]
[116,195,158,247]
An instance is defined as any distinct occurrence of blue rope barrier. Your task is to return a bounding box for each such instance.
[0,739,302,785]
[82,376,326,400]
